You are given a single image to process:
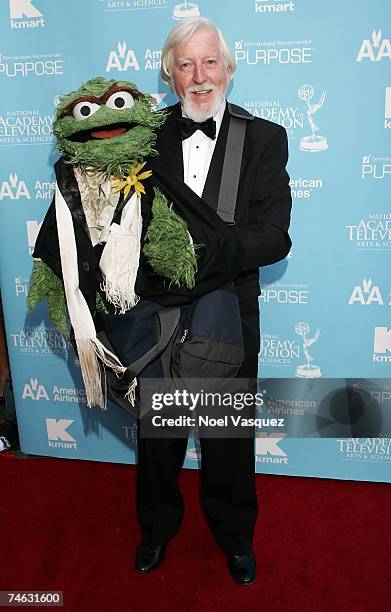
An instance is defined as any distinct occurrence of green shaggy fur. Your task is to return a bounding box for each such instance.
[55,77,133,109]
[56,123,160,177]
[53,77,166,177]
[28,261,109,335]
[27,261,69,336]
[95,293,109,314]
[144,188,200,289]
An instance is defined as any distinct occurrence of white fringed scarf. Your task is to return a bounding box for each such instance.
[55,182,139,410]
[99,192,142,313]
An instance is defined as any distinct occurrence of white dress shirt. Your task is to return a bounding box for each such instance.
[181,100,226,197]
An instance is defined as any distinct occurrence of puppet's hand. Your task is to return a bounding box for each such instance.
[28,260,110,333]
[27,260,69,336]
[143,187,200,289]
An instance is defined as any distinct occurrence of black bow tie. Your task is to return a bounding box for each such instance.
[177,116,216,141]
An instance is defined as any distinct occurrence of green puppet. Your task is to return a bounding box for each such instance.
[28,77,198,409]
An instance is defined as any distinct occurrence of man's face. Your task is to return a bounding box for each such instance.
[171,28,232,122]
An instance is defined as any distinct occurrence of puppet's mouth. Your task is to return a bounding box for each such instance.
[69,122,135,143]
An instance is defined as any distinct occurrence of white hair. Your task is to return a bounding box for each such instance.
[160,17,236,84]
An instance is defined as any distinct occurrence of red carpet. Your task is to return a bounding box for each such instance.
[0,454,390,612]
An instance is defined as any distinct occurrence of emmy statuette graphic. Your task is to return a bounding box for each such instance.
[172,1,200,20]
[298,84,328,152]
[295,322,322,378]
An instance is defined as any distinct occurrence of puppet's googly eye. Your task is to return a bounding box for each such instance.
[72,101,100,121]
[105,91,134,110]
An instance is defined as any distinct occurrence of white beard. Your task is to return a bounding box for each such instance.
[181,86,225,122]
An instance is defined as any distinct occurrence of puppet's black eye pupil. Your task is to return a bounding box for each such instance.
[114,97,125,108]
[81,106,90,116]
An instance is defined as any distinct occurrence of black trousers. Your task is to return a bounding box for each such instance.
[136,297,260,556]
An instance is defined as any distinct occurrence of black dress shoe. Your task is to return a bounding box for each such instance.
[135,543,166,573]
[228,551,256,585]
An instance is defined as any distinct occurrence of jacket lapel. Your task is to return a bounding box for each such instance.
[55,157,90,238]
[202,105,230,212]
[153,103,184,180]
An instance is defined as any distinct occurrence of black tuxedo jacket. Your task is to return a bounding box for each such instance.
[151,101,292,302]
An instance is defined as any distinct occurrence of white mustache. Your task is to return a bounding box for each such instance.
[187,84,216,94]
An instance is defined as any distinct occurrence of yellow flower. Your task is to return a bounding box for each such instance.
[112,162,152,198]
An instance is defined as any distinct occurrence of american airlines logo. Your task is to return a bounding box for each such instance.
[105,42,161,72]
[348,279,391,306]
[356,30,391,62]
[0,173,30,200]
[22,378,49,401]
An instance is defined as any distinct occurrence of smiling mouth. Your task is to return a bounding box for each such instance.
[191,89,213,96]
[69,122,135,143]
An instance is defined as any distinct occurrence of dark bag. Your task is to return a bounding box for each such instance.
[171,285,244,380]
[97,286,244,415]
[96,301,180,415]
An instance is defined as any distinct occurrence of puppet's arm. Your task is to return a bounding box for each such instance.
[143,186,199,289]
[27,260,109,336]
[27,260,69,336]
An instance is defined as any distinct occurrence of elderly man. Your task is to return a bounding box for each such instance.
[135,17,291,584]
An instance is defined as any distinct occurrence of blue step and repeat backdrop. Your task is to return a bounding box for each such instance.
[0,0,390,481]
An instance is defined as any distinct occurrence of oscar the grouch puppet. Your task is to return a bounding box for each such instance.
[28,77,198,410]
